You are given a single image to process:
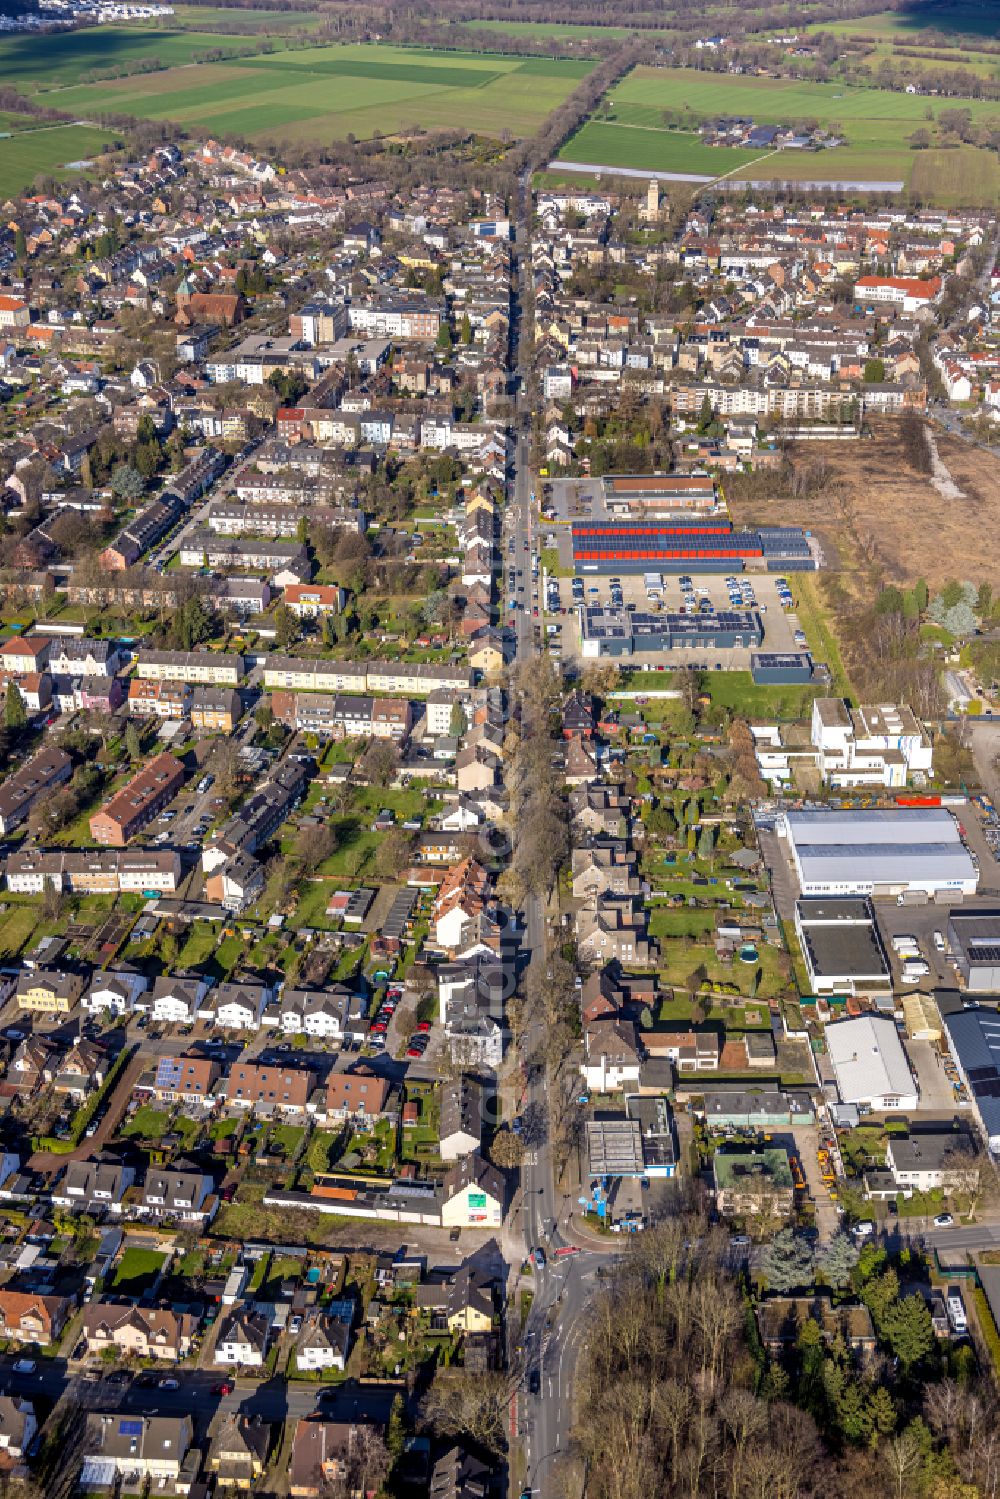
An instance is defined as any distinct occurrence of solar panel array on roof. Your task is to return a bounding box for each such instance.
[383,888,417,941]
[119,1420,143,1436]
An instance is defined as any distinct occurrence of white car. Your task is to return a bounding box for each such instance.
[933,931,946,952]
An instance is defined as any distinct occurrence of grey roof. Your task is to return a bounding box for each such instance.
[786,808,960,845]
[826,1016,916,1104]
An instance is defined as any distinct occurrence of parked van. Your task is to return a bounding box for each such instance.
[946,1287,968,1335]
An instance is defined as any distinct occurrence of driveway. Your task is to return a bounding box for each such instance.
[905,1037,962,1113]
[758,828,798,921]
[28,1048,149,1172]
[790,1121,841,1242]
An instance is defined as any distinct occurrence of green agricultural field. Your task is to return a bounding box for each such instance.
[0,25,260,92]
[909,145,1000,208]
[34,41,594,144]
[462,18,638,39]
[804,3,1000,41]
[169,5,325,31]
[610,65,1000,138]
[0,123,117,200]
[861,40,1000,79]
[557,120,762,178]
[561,64,1000,202]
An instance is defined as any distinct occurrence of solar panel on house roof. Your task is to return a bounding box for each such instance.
[119,1420,143,1436]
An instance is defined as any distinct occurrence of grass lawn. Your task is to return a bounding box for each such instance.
[120,1106,171,1139]
[269,1124,305,1158]
[695,671,822,721]
[648,906,718,939]
[173,1115,202,1146]
[263,1254,303,1295]
[0,904,42,958]
[248,1252,270,1293]
[306,1129,343,1174]
[38,41,595,144]
[796,574,856,702]
[659,938,789,1001]
[112,1247,166,1294]
[175,922,241,977]
[208,1116,238,1141]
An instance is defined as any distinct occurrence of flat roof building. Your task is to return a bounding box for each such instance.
[572,517,813,575]
[780,808,978,898]
[947,910,1000,993]
[580,605,763,659]
[825,1015,918,1112]
[794,896,892,997]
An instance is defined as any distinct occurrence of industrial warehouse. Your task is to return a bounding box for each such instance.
[946,910,1000,992]
[571,517,816,575]
[778,808,980,898]
[579,604,764,658]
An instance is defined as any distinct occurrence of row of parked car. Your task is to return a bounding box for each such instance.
[367,986,432,1060]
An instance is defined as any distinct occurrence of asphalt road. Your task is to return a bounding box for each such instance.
[505,171,613,1499]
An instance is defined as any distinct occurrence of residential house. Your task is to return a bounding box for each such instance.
[0,1396,37,1466]
[570,845,640,901]
[0,1291,71,1346]
[224,1060,315,1115]
[294,1314,352,1373]
[576,895,654,967]
[150,975,208,1024]
[290,1417,386,1499]
[214,1309,269,1367]
[441,1152,503,1229]
[81,1304,198,1363]
[439,1075,483,1162]
[0,747,72,834]
[84,970,148,1017]
[191,686,242,732]
[646,1029,720,1071]
[90,753,186,846]
[207,980,269,1032]
[81,1414,193,1489]
[278,987,345,1039]
[139,1166,217,1226]
[580,1015,642,1094]
[148,1054,220,1106]
[323,1063,389,1124]
[207,1412,270,1491]
[430,1446,492,1499]
[885,1132,978,1196]
[53,1159,135,1216]
[757,1297,876,1357]
[16,967,85,1015]
[50,1039,106,1101]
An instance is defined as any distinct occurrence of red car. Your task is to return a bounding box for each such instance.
[416,1021,431,1033]
[213,1382,233,1396]
[371,1022,387,1033]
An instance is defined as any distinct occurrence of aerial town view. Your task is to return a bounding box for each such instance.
[0,0,1000,1494]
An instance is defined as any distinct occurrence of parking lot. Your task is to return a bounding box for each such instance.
[537,569,806,672]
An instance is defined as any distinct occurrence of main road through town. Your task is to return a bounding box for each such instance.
[504,167,611,1499]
